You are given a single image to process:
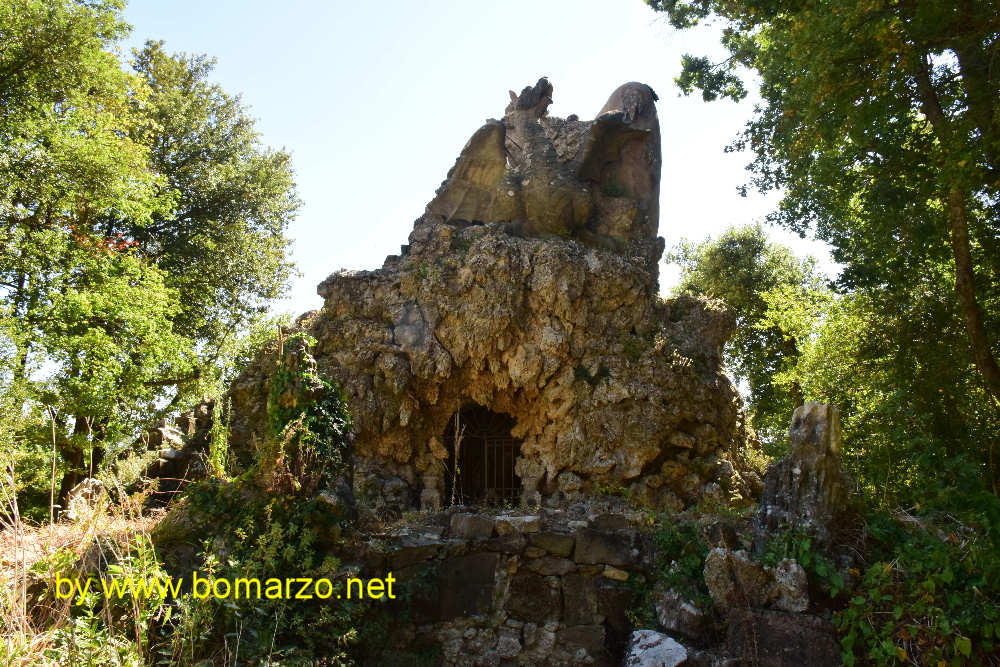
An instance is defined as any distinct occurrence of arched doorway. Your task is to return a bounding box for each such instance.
[443,405,521,506]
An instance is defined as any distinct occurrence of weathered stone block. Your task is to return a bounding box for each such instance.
[624,630,687,667]
[437,552,499,621]
[523,556,576,576]
[595,578,634,638]
[561,573,598,627]
[485,534,526,554]
[771,558,809,613]
[655,589,708,640]
[450,513,494,539]
[704,547,768,610]
[388,543,439,570]
[495,515,541,535]
[528,531,575,557]
[506,572,562,624]
[557,625,608,663]
[589,513,630,531]
[573,528,636,567]
[726,609,840,667]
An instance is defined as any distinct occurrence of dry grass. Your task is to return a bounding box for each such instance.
[0,457,166,666]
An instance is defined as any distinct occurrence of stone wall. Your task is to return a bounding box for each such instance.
[354,502,843,666]
[355,505,651,666]
[352,404,854,666]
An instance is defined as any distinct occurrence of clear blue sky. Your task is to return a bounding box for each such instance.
[123,0,834,317]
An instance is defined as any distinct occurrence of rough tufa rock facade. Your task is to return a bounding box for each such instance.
[753,402,852,553]
[227,78,761,513]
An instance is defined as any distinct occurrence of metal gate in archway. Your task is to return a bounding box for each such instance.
[443,405,521,506]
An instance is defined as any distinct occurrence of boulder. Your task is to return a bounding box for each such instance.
[704,548,767,610]
[655,588,709,639]
[625,630,687,667]
[703,548,809,613]
[771,558,809,613]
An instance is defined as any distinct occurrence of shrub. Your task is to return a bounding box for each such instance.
[153,494,367,665]
[152,330,366,664]
[759,526,845,598]
[0,461,168,666]
[629,515,712,627]
[836,506,1000,666]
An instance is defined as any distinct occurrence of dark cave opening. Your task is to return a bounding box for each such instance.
[443,405,521,506]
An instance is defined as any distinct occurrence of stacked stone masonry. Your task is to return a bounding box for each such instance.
[356,507,654,666]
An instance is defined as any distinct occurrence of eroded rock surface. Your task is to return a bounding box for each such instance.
[753,402,851,552]
[655,588,708,640]
[226,79,762,513]
[703,548,809,613]
[625,630,688,667]
[427,78,663,270]
[726,610,841,667]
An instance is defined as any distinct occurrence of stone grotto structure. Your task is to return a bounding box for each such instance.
[225,77,762,517]
[151,79,858,667]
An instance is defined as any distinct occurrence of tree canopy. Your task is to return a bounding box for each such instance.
[0,0,299,501]
[648,0,1000,403]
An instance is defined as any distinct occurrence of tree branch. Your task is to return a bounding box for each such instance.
[143,369,201,388]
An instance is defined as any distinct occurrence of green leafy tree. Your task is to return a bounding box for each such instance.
[0,0,184,500]
[0,1,299,505]
[669,224,824,449]
[121,41,299,393]
[647,0,1000,406]
[771,284,1000,503]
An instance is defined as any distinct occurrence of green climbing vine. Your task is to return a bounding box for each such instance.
[263,331,353,498]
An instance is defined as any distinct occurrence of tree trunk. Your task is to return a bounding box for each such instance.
[56,446,84,508]
[915,56,1000,402]
[781,337,805,409]
[57,415,91,506]
[947,189,1000,402]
